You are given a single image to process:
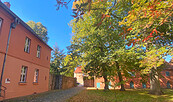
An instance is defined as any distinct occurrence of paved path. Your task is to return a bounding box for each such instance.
[4,87,85,102]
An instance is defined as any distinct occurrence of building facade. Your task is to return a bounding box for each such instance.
[0,1,52,100]
[75,60,173,89]
[74,66,84,86]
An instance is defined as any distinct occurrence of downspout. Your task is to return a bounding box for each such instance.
[0,18,19,93]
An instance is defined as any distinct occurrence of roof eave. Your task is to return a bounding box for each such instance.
[0,1,52,50]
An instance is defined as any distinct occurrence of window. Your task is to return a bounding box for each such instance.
[166,71,170,76]
[36,45,41,58]
[34,69,39,83]
[20,66,27,82]
[97,83,100,88]
[109,82,112,88]
[130,81,134,88]
[142,82,146,88]
[24,37,31,53]
[0,18,2,29]
[167,81,171,88]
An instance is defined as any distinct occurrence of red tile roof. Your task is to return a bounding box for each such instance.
[74,66,82,73]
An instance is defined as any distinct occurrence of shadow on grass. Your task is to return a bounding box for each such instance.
[68,89,173,102]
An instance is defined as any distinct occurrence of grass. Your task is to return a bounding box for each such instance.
[68,89,173,102]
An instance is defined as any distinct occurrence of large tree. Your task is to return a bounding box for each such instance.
[119,0,173,95]
[70,0,140,91]
[27,21,49,43]
[56,0,172,94]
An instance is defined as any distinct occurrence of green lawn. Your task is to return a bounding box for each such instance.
[68,89,173,102]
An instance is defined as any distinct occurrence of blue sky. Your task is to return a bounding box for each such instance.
[1,0,172,62]
[2,0,73,52]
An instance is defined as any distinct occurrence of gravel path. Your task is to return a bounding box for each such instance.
[4,87,85,102]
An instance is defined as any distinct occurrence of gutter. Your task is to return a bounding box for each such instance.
[0,18,19,93]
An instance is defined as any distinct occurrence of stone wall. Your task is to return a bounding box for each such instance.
[62,76,77,89]
[49,74,77,90]
[84,79,94,87]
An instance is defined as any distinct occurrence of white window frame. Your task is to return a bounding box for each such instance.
[36,45,41,58]
[34,69,39,83]
[20,66,27,82]
[24,37,31,53]
[0,18,2,29]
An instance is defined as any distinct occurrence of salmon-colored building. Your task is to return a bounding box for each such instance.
[0,1,52,100]
[74,66,84,86]
[75,60,173,89]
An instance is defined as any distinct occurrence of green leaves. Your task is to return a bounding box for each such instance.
[70,0,142,88]
[50,46,65,75]
[69,0,172,91]
[27,21,49,43]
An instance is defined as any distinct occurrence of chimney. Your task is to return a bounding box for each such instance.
[4,2,11,9]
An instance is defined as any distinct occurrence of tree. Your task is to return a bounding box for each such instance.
[119,0,173,95]
[139,46,172,95]
[70,8,117,90]
[50,46,65,75]
[27,21,49,43]
[70,1,140,91]
[61,44,81,77]
[112,46,142,91]
[56,0,172,94]
[119,0,173,45]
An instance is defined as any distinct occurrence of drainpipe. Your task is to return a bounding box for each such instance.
[0,18,19,93]
[94,76,95,88]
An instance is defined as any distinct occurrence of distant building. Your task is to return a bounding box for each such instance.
[0,1,52,100]
[76,60,173,89]
[74,66,84,86]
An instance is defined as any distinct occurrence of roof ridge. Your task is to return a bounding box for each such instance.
[0,1,52,50]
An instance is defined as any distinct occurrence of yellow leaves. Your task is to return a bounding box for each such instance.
[72,1,80,9]
[119,0,173,42]
[139,47,168,74]
[72,0,88,9]
[92,1,99,5]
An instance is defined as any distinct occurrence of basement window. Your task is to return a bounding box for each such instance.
[167,81,171,88]
[142,82,146,88]
[130,81,134,88]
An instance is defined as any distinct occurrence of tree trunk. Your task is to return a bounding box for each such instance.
[100,46,109,91]
[115,61,125,91]
[103,75,109,91]
[149,67,163,95]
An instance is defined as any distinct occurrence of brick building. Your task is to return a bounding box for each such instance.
[0,1,52,100]
[75,60,173,89]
